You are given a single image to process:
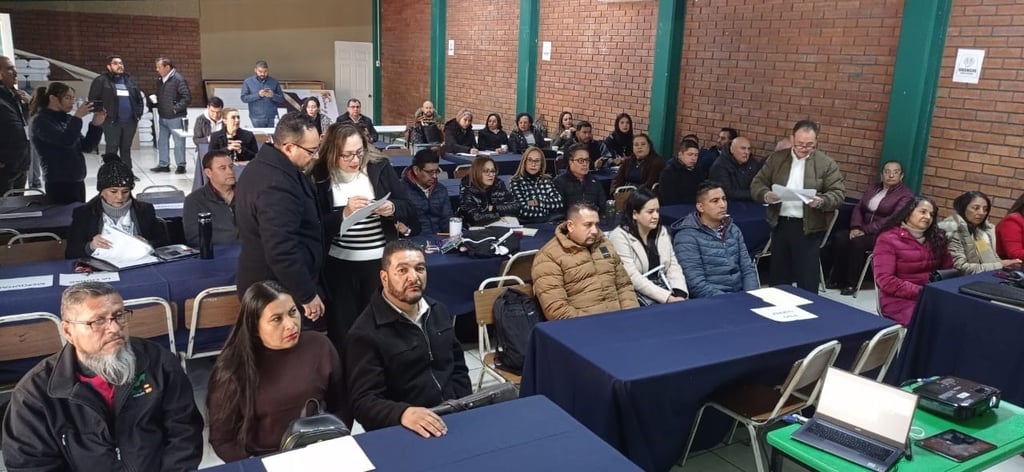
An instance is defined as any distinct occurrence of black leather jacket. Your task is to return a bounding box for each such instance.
[457,177,519,225]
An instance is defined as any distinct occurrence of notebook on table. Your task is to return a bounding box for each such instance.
[791,367,919,472]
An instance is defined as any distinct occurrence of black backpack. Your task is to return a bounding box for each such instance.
[492,287,542,374]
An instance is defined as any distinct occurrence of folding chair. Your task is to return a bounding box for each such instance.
[122,297,177,355]
[753,236,772,287]
[613,185,636,214]
[1,188,46,207]
[852,252,874,298]
[453,164,472,179]
[0,232,66,265]
[180,285,240,372]
[0,228,21,245]
[681,340,842,472]
[850,325,906,382]
[137,185,185,200]
[498,249,539,285]
[0,312,65,393]
[817,210,840,292]
[473,276,533,390]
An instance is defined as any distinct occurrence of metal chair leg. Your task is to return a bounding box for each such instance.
[679,403,710,467]
[748,423,768,472]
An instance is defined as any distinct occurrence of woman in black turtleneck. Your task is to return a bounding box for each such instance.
[509,146,563,224]
[66,154,168,259]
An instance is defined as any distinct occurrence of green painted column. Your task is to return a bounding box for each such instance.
[648,0,687,160]
[516,0,540,116]
[371,0,382,121]
[880,0,952,193]
[430,0,447,116]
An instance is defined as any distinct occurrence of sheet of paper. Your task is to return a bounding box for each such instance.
[752,305,818,322]
[771,184,816,204]
[515,227,538,237]
[749,287,813,307]
[59,272,121,286]
[0,211,43,219]
[339,192,391,237]
[261,436,374,472]
[152,202,184,210]
[91,226,156,269]
[0,275,54,292]
[486,216,522,228]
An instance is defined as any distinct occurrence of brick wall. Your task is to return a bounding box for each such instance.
[444,0,519,125]
[4,9,203,106]
[380,0,432,125]
[675,0,903,197]
[922,0,1024,218]
[535,0,656,144]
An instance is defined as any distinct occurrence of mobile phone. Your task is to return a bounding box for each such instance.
[90,100,104,112]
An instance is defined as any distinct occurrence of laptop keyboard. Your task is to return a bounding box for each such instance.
[805,421,893,462]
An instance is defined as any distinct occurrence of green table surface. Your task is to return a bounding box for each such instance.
[767,399,1024,471]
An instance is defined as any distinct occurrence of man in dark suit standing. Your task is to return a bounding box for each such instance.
[234,111,325,320]
[89,55,144,169]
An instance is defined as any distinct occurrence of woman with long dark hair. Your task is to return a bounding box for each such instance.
[938,191,1022,273]
[313,123,416,348]
[996,193,1024,260]
[300,96,333,136]
[207,281,349,462]
[457,155,519,225]
[602,112,634,165]
[607,187,688,304]
[29,82,104,203]
[476,113,508,151]
[612,133,665,190]
[873,197,953,325]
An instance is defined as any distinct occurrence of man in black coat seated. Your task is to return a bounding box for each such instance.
[708,136,762,202]
[344,240,471,437]
[234,111,326,320]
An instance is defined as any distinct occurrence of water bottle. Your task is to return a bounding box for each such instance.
[605,199,617,222]
[198,212,214,259]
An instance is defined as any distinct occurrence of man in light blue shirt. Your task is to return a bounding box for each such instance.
[240,60,284,128]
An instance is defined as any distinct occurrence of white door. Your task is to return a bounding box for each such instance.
[334,41,374,120]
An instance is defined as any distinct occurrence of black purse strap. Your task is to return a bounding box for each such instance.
[302,398,324,418]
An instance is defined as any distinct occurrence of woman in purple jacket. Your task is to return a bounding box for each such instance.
[828,161,915,295]
[872,196,953,326]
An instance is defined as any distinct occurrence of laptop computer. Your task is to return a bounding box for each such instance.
[791,367,919,472]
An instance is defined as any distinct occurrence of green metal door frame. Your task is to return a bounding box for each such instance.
[516,0,540,116]
[880,0,952,193]
[371,0,382,121]
[430,0,447,116]
[648,0,687,161]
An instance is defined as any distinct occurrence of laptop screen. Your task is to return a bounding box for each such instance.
[815,368,918,447]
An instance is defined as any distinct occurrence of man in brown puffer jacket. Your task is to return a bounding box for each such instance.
[532,202,639,320]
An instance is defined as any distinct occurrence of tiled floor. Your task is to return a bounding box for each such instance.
[5,148,1023,470]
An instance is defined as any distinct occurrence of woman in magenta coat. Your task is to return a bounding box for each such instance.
[872,196,953,326]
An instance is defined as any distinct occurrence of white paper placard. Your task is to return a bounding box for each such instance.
[749,287,812,307]
[59,272,121,286]
[0,275,54,292]
[953,48,985,84]
[152,202,184,210]
[261,436,374,472]
[448,39,455,56]
[542,41,552,61]
[751,305,818,323]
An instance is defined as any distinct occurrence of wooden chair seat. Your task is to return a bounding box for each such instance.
[711,384,807,422]
[482,352,522,385]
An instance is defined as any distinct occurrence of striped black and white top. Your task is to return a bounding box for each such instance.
[329,173,386,261]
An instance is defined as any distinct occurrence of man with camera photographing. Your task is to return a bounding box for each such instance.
[89,55,144,170]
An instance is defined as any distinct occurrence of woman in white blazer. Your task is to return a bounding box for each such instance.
[608,187,688,304]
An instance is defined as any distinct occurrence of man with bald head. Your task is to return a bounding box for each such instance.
[708,136,762,201]
[409,100,442,146]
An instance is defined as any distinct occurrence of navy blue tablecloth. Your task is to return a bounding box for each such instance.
[520,287,893,472]
[661,200,770,254]
[893,271,1024,406]
[0,195,186,239]
[201,396,641,472]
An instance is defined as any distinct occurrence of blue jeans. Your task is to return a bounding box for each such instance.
[158,117,186,167]
[250,116,275,128]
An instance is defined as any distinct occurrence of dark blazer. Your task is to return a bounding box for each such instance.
[336,113,379,143]
[312,159,418,244]
[88,72,144,123]
[0,85,29,169]
[476,129,508,151]
[658,158,707,205]
[30,108,103,183]
[66,197,169,259]
[154,70,191,119]
[234,144,324,304]
[708,153,763,201]
[612,155,666,190]
[507,127,548,154]
[209,128,259,162]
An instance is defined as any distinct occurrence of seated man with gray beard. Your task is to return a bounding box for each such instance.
[2,282,204,472]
